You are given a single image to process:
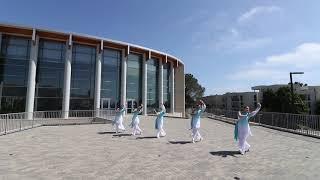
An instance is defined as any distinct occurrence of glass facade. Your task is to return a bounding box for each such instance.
[101,48,121,109]
[70,44,96,110]
[147,58,159,113]
[0,35,30,113]
[126,53,142,112]
[35,39,65,111]
[163,62,171,112]
[0,27,181,115]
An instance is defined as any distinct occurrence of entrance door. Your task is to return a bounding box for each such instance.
[127,99,138,113]
[101,98,111,110]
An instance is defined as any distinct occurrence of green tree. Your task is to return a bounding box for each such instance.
[276,87,293,113]
[262,87,309,114]
[262,89,277,111]
[185,73,205,108]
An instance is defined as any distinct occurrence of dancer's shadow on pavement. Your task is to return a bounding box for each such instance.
[136,136,158,139]
[97,131,117,134]
[168,140,193,144]
[112,133,132,137]
[209,151,240,158]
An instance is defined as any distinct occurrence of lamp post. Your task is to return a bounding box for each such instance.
[290,72,304,112]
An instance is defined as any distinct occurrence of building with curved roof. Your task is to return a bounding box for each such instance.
[0,23,185,117]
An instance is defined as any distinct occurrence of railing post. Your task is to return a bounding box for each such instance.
[20,115,22,131]
[286,113,289,129]
[32,112,34,128]
[271,113,274,126]
[4,115,7,134]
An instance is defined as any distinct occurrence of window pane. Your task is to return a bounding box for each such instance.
[40,49,63,62]
[0,35,30,113]
[35,98,62,111]
[35,39,65,111]
[163,62,171,111]
[100,48,122,108]
[70,44,96,110]
[126,53,142,105]
[147,58,159,113]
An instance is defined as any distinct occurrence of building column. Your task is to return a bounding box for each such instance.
[142,54,147,115]
[120,49,127,107]
[62,35,72,119]
[158,59,163,105]
[170,62,175,113]
[94,45,102,112]
[25,31,39,119]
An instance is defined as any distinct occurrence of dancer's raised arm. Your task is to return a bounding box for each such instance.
[199,100,206,111]
[249,103,261,118]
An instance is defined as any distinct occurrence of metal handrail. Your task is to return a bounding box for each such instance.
[207,108,320,137]
[0,109,115,135]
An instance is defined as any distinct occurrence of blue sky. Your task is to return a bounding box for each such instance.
[1,0,320,95]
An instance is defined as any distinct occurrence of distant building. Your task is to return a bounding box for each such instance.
[202,95,225,109]
[252,84,320,114]
[204,84,320,114]
[203,92,259,111]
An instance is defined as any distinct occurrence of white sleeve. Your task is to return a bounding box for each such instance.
[249,106,261,118]
[202,104,206,111]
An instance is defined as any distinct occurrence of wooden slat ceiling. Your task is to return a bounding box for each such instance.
[0,26,33,36]
[37,30,69,41]
[130,46,148,55]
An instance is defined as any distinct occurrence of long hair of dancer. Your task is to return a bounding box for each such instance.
[234,103,261,155]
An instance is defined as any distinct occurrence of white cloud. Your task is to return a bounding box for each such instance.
[264,43,320,68]
[213,36,273,51]
[233,37,272,50]
[189,7,279,51]
[230,28,239,37]
[228,43,320,82]
[238,6,282,23]
[180,10,209,25]
[208,86,252,95]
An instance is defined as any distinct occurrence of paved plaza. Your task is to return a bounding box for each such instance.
[1,117,320,180]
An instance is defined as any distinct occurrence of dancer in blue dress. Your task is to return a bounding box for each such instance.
[234,103,261,155]
[154,104,166,138]
[190,100,206,143]
[129,104,143,136]
[112,105,126,133]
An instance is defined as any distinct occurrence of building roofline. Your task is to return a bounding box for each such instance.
[0,22,184,65]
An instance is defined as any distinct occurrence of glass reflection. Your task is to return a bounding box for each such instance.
[163,62,171,112]
[147,58,159,113]
[35,39,65,111]
[101,48,121,109]
[0,35,30,113]
[126,53,142,112]
[70,44,96,110]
